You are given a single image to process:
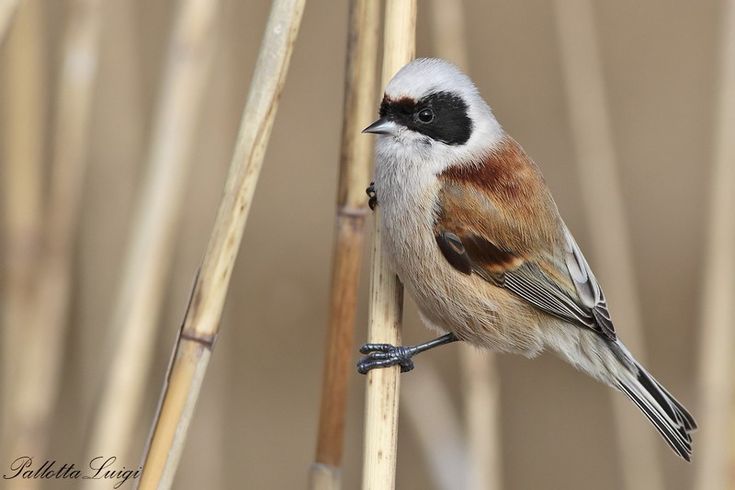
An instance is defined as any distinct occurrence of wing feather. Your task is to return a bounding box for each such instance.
[435,137,616,340]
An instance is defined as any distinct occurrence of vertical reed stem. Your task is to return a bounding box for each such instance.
[2,1,101,481]
[84,0,218,471]
[553,2,664,489]
[309,1,379,488]
[428,1,502,488]
[695,1,735,488]
[361,1,415,489]
[0,0,44,469]
[137,1,305,488]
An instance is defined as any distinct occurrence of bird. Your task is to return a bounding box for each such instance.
[358,57,696,460]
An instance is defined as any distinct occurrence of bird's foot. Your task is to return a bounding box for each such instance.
[366,182,377,211]
[357,343,415,374]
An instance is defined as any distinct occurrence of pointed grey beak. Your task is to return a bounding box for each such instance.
[362,117,399,135]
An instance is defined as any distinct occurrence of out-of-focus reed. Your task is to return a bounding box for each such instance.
[2,3,102,488]
[695,1,735,489]
[137,0,305,487]
[84,0,218,473]
[0,0,45,472]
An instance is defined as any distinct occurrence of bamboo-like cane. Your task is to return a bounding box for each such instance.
[136,1,305,488]
[361,1,415,489]
[553,2,665,489]
[309,1,379,489]
[0,0,19,45]
[1,1,102,479]
[428,1,502,489]
[694,1,735,489]
[84,0,218,472]
[0,0,44,468]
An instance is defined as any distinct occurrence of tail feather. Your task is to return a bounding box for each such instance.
[614,355,696,461]
[546,330,696,460]
[644,373,697,432]
[617,378,693,461]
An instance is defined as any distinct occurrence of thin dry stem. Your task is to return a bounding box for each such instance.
[428,1,502,488]
[694,1,735,488]
[553,2,664,489]
[361,1,415,489]
[0,0,44,469]
[84,0,218,471]
[309,1,379,487]
[0,0,19,45]
[2,0,102,479]
[137,0,305,488]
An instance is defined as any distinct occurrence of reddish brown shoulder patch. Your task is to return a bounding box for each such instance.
[440,136,541,202]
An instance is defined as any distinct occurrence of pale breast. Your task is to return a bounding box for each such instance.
[374,150,545,355]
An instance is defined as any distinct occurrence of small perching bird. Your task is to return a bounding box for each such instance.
[358,58,696,460]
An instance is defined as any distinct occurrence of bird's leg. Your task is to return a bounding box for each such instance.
[357,333,459,374]
[366,182,377,210]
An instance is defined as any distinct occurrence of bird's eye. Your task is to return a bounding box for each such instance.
[417,108,434,123]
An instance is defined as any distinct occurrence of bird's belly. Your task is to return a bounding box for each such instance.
[378,186,544,356]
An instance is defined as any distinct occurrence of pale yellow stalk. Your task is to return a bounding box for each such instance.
[137,0,305,488]
[84,0,218,471]
[361,1,415,489]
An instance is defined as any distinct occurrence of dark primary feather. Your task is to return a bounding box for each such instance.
[615,357,697,461]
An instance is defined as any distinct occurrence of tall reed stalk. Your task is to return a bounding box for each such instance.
[428,1,502,488]
[0,0,44,470]
[84,0,218,471]
[2,2,102,483]
[694,1,735,488]
[137,0,305,488]
[361,1,415,489]
[309,1,379,489]
[553,2,664,489]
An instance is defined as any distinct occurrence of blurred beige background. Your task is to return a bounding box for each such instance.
[0,0,722,488]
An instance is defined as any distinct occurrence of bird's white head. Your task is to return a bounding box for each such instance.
[364,58,504,171]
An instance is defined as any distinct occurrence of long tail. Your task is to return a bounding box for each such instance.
[611,342,697,461]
